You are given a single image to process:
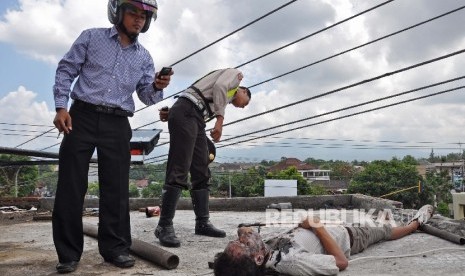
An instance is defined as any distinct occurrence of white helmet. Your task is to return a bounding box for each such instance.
[108,0,158,33]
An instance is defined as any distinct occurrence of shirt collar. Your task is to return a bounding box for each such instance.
[110,26,141,50]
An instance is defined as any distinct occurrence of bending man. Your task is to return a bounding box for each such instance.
[156,68,251,247]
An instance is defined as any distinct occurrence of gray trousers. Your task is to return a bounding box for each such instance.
[346,225,393,254]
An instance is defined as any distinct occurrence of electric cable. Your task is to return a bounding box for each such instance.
[169,0,298,67]
[219,75,465,143]
[14,127,55,148]
[132,5,465,130]
[218,85,465,149]
[143,50,465,161]
[132,0,397,122]
[136,82,465,165]
[134,0,298,114]
[235,0,395,69]
[247,5,465,89]
[5,4,464,159]
[221,48,465,128]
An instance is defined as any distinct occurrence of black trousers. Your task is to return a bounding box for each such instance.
[165,98,210,190]
[52,103,132,263]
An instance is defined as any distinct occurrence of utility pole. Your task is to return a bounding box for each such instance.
[14,166,22,197]
[458,141,464,192]
[228,173,232,198]
[461,142,464,192]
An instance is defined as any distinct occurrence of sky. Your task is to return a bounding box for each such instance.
[1,0,465,164]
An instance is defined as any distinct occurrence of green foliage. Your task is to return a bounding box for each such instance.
[402,155,418,165]
[348,158,422,208]
[436,201,450,217]
[129,183,140,198]
[210,167,265,197]
[181,189,191,198]
[130,164,166,184]
[0,154,38,197]
[87,182,100,197]
[308,184,328,195]
[141,182,163,198]
[424,170,452,206]
[428,149,465,163]
[304,157,326,167]
[325,161,354,181]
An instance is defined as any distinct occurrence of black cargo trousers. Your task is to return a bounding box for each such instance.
[165,97,210,190]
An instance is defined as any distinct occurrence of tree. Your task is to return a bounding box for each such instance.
[129,183,140,198]
[424,170,452,209]
[141,182,163,198]
[326,161,354,182]
[348,158,422,208]
[0,154,38,197]
[87,182,99,197]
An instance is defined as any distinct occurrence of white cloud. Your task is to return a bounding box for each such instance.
[0,86,55,149]
[0,0,464,161]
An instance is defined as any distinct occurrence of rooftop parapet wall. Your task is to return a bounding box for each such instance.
[31,194,402,212]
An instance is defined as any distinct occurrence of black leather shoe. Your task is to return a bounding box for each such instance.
[104,255,135,268]
[56,261,78,274]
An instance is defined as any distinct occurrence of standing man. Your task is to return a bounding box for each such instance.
[52,0,171,273]
[156,68,251,247]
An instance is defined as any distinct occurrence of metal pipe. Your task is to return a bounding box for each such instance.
[420,224,465,245]
[83,223,179,269]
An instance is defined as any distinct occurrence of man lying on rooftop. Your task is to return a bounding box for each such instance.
[213,204,434,276]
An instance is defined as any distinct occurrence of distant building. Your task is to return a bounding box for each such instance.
[135,179,149,188]
[416,161,464,191]
[268,158,316,173]
[267,157,348,191]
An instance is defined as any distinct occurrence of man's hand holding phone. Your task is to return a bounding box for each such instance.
[153,66,173,90]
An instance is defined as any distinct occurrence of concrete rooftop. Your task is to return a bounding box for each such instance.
[1,195,465,275]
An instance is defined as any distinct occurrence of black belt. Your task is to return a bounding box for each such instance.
[73,99,133,117]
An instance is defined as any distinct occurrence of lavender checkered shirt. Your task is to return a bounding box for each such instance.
[53,26,163,113]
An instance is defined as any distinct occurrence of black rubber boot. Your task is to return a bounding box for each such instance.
[191,189,226,238]
[155,186,181,247]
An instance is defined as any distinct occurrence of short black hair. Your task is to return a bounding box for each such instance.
[239,86,251,100]
[213,252,265,276]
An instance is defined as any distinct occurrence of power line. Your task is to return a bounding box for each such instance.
[218,75,465,143]
[169,0,298,67]
[5,3,464,160]
[247,4,465,89]
[220,48,465,128]
[218,85,464,148]
[142,82,464,164]
[235,0,395,68]
[132,0,395,125]
[134,0,298,114]
[132,4,465,130]
[14,127,56,148]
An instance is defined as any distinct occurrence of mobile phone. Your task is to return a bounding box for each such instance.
[157,67,172,79]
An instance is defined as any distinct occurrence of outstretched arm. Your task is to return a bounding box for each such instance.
[299,217,349,271]
[210,115,224,142]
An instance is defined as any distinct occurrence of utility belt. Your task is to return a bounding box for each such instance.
[72,99,134,117]
[177,86,215,122]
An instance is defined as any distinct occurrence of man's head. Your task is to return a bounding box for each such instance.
[108,0,158,34]
[213,227,267,276]
[231,86,251,108]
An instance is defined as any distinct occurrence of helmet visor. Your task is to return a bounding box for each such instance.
[121,0,157,15]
